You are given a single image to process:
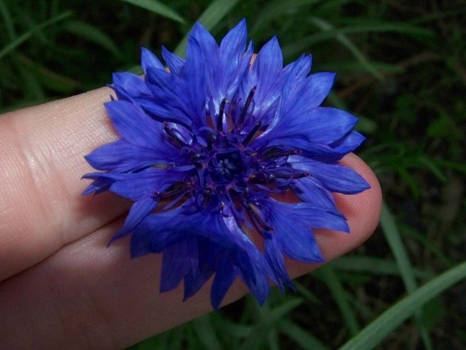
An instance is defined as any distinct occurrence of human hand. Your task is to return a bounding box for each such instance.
[0,87,382,349]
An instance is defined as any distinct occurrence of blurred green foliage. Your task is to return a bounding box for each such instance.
[1,0,465,349]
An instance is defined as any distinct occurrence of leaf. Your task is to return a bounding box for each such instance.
[193,315,222,350]
[279,319,329,350]
[120,0,184,23]
[215,317,252,338]
[284,18,434,80]
[339,262,466,350]
[250,0,321,35]
[294,281,321,304]
[381,203,417,291]
[15,54,81,93]
[63,20,120,57]
[240,298,302,350]
[0,0,16,40]
[0,11,72,59]
[174,0,240,57]
[330,255,432,279]
[316,266,360,336]
[380,202,432,349]
[305,16,383,81]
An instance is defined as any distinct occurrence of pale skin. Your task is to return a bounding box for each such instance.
[0,87,382,349]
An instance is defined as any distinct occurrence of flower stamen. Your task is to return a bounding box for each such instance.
[238,86,257,126]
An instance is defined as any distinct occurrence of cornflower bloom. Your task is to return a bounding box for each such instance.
[83,19,370,309]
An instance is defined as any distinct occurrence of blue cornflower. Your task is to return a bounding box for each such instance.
[83,19,370,309]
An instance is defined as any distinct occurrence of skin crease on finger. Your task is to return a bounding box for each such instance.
[0,146,382,349]
[0,87,132,281]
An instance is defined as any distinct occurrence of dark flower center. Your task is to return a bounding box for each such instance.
[159,87,309,216]
[209,150,245,184]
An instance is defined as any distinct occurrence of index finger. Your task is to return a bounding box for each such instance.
[0,88,130,281]
[0,153,382,349]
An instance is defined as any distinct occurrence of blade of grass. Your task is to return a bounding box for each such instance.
[240,298,302,350]
[174,0,240,57]
[0,0,16,40]
[400,224,453,267]
[381,202,419,291]
[339,261,466,350]
[330,255,433,279]
[381,202,433,350]
[316,266,360,336]
[410,7,466,24]
[267,329,280,350]
[294,281,320,304]
[279,319,329,350]
[432,159,466,174]
[215,317,252,338]
[301,16,383,81]
[63,20,120,57]
[417,156,447,182]
[0,11,72,60]
[284,18,432,80]
[16,62,45,100]
[193,314,222,350]
[250,0,321,35]
[15,54,81,93]
[119,0,184,23]
[288,22,434,51]
[319,61,403,74]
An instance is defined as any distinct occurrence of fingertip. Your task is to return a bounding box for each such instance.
[287,153,382,278]
[336,153,382,243]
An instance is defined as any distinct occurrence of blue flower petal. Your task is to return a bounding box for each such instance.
[189,22,218,59]
[236,249,270,305]
[303,107,358,144]
[143,69,194,126]
[295,204,349,233]
[260,135,344,161]
[265,236,292,291]
[297,72,335,109]
[255,36,283,80]
[95,168,188,201]
[130,209,186,257]
[219,18,247,66]
[331,130,366,153]
[104,100,168,149]
[82,177,112,195]
[211,253,237,309]
[84,141,169,172]
[112,72,151,97]
[110,197,157,243]
[283,54,312,83]
[161,46,185,74]
[280,54,313,105]
[274,107,358,145]
[141,47,164,73]
[183,238,218,300]
[130,226,154,258]
[279,226,324,263]
[250,36,283,113]
[292,176,336,209]
[160,239,197,292]
[182,35,208,127]
[261,200,325,262]
[289,155,371,194]
[184,268,214,301]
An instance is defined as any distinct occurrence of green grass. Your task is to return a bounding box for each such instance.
[1,0,465,349]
